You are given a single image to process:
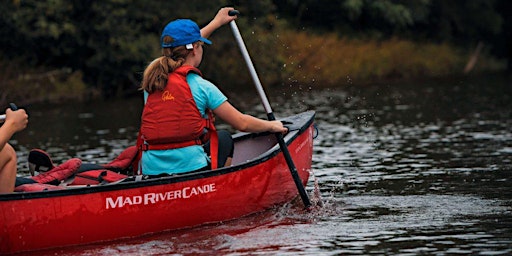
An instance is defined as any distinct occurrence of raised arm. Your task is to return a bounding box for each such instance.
[201,7,238,39]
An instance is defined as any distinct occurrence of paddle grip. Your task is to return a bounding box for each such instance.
[9,103,18,111]
[228,10,240,16]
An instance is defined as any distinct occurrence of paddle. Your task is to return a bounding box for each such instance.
[228,10,312,209]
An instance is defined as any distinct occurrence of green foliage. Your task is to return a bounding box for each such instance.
[369,1,414,28]
[273,0,507,46]
[0,55,88,106]
[0,0,510,104]
[276,31,468,87]
[0,0,235,98]
[52,71,88,99]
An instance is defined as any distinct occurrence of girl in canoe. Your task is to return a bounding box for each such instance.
[139,7,287,176]
[0,106,28,193]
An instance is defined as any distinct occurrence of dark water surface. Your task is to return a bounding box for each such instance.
[12,73,512,255]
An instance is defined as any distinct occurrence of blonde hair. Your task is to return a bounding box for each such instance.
[141,36,201,93]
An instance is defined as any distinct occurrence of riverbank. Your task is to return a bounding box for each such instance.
[1,35,505,107]
[274,31,505,88]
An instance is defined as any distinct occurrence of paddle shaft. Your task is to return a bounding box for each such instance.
[228,11,311,208]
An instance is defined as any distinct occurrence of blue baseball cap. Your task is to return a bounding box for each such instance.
[161,19,212,48]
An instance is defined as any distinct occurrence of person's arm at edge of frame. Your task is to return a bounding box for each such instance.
[0,108,28,153]
[0,108,28,193]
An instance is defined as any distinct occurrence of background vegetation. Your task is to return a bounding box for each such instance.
[0,0,510,105]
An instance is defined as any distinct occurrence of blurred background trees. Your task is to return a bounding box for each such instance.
[0,0,510,105]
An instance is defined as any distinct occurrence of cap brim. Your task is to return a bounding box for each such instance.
[200,37,212,45]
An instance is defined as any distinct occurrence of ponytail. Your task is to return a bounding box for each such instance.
[141,35,191,93]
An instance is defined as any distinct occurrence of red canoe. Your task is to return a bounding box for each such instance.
[0,111,315,254]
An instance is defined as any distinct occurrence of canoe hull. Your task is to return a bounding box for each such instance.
[0,112,315,254]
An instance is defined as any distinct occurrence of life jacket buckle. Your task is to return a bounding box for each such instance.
[140,143,150,151]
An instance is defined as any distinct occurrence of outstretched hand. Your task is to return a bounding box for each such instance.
[269,120,288,134]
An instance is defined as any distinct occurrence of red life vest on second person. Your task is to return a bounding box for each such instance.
[137,65,219,171]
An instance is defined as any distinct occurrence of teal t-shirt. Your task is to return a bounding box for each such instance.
[141,73,227,175]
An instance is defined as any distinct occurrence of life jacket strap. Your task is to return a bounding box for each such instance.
[134,131,143,175]
[209,130,219,170]
[140,139,202,151]
[206,110,219,170]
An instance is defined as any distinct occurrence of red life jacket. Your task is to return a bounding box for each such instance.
[137,65,219,172]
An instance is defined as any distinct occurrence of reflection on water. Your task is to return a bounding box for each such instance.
[13,73,512,255]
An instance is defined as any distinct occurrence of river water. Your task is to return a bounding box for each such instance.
[12,73,512,255]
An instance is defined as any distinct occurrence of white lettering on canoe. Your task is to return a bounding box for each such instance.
[106,183,216,209]
[295,137,310,154]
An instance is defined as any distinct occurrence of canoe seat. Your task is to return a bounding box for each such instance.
[14,146,138,192]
